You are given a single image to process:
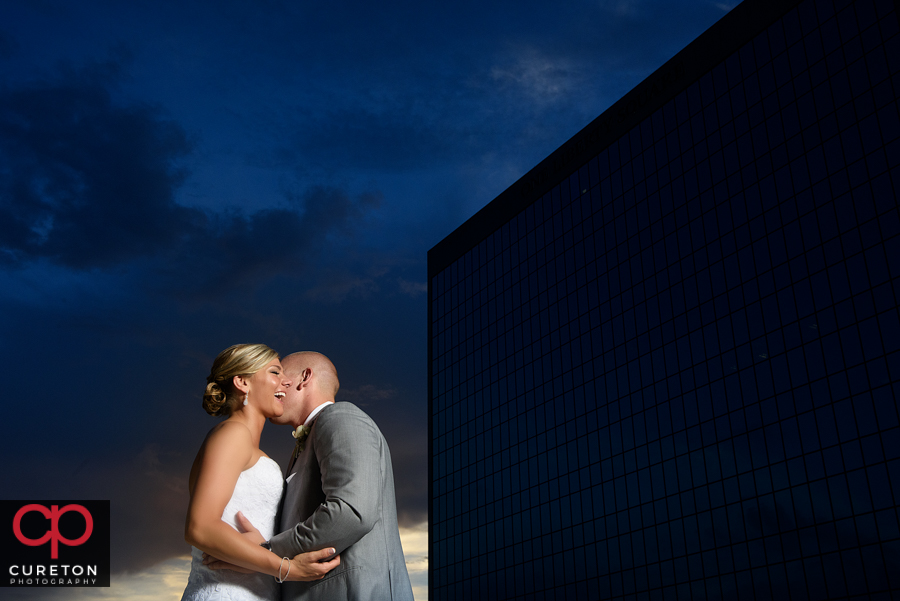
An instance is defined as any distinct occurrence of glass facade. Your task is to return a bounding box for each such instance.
[429,0,900,599]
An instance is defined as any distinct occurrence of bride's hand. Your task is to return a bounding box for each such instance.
[288,548,341,581]
[202,554,254,573]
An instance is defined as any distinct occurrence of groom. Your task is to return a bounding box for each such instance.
[211,351,414,600]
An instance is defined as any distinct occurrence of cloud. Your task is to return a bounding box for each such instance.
[155,185,383,300]
[276,103,468,172]
[0,59,395,302]
[0,59,195,269]
[381,423,428,528]
[598,0,642,18]
[398,278,427,296]
[270,59,589,177]
[490,49,579,105]
[299,274,380,302]
[399,521,429,601]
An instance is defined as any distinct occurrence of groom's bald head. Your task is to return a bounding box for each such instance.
[270,351,339,427]
[282,352,339,396]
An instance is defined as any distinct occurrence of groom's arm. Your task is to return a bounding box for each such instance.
[269,406,383,557]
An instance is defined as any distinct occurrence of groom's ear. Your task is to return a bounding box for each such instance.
[298,368,312,387]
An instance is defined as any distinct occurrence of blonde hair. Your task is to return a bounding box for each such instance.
[202,344,279,417]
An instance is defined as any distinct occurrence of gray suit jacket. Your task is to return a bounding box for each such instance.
[270,402,414,601]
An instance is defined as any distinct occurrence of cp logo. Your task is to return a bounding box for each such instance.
[12,504,94,559]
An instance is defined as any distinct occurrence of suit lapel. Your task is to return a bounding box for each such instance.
[283,403,333,480]
[285,445,300,479]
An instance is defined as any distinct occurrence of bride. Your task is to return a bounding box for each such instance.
[181,344,339,601]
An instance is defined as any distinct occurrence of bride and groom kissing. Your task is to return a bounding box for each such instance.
[180,344,414,600]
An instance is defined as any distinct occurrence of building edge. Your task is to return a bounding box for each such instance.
[427,0,806,279]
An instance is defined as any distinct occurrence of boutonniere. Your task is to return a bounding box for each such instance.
[292,424,311,449]
[290,424,311,463]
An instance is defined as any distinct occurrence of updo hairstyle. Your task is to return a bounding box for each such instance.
[202,343,279,417]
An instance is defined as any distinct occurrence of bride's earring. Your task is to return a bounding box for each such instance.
[243,393,249,406]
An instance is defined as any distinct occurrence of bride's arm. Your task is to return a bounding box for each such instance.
[185,423,277,570]
[184,422,337,581]
[184,422,285,577]
[201,512,341,580]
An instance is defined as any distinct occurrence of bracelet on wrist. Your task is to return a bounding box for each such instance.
[275,556,291,583]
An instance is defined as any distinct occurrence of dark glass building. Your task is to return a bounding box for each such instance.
[428,0,900,598]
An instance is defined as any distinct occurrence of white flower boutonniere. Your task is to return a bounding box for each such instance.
[291,425,312,461]
[292,424,311,443]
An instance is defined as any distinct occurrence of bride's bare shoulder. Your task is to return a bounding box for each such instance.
[209,419,252,437]
[193,422,252,464]
[189,421,254,492]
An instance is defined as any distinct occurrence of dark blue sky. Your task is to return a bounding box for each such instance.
[0,0,733,586]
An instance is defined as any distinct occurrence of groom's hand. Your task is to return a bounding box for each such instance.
[234,511,265,544]
[202,511,266,572]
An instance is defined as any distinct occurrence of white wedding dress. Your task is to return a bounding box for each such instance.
[181,456,283,601]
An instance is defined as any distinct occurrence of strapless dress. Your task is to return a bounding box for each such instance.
[181,456,283,601]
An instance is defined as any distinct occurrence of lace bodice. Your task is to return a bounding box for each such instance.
[181,456,283,601]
